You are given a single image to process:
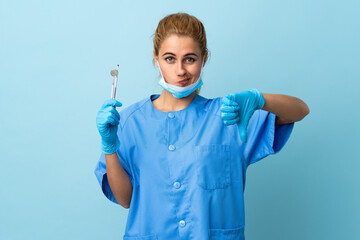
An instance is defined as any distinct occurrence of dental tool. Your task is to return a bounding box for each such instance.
[110,64,119,99]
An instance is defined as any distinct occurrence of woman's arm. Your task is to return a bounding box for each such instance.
[105,153,133,208]
[261,93,310,125]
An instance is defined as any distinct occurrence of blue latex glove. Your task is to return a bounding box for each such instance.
[220,89,265,143]
[96,99,122,154]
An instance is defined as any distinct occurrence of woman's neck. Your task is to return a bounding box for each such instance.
[153,90,196,112]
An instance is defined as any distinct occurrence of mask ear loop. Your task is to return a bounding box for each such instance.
[198,57,205,80]
[156,58,166,80]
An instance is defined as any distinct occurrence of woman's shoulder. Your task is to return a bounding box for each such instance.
[117,96,151,127]
[197,95,223,116]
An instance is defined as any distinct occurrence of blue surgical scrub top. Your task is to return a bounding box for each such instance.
[94,93,294,240]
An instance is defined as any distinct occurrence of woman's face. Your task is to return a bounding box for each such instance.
[154,34,205,87]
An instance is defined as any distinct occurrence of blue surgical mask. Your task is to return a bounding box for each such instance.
[156,59,205,98]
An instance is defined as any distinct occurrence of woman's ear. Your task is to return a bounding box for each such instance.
[153,50,159,67]
[203,51,208,66]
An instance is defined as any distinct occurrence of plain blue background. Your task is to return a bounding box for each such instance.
[1,0,359,239]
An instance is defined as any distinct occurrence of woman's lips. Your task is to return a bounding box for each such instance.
[178,78,190,85]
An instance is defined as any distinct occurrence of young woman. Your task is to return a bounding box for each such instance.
[95,12,309,240]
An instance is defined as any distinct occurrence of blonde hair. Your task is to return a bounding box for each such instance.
[152,12,209,95]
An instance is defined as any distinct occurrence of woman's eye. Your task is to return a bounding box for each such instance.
[165,57,174,62]
[164,57,196,63]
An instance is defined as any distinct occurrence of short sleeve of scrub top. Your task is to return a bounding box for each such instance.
[94,94,294,240]
[243,108,294,166]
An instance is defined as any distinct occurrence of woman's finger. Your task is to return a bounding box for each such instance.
[101,99,122,109]
[109,108,120,121]
[220,104,240,113]
[107,115,119,126]
[221,111,238,120]
[223,116,240,125]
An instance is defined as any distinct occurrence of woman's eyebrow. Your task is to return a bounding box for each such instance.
[162,52,198,57]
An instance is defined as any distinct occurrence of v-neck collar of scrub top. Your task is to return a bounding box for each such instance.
[147,93,213,149]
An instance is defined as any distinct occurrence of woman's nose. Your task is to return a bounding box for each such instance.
[176,61,186,76]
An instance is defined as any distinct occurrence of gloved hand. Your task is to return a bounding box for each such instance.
[220,89,265,143]
[96,99,122,154]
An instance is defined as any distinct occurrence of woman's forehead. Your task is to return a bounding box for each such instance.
[159,34,201,55]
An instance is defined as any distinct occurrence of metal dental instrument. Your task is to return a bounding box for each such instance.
[110,64,119,99]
